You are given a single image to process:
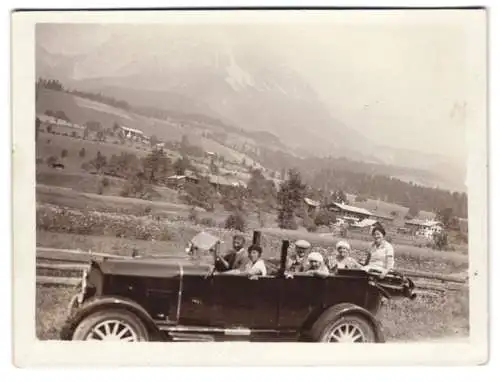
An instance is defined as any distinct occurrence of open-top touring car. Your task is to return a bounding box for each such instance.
[60,230,416,343]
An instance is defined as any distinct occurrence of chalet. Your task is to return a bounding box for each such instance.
[166,174,199,189]
[304,197,320,214]
[371,212,395,223]
[404,219,444,238]
[326,202,373,223]
[120,126,145,141]
[208,174,246,193]
[350,218,380,233]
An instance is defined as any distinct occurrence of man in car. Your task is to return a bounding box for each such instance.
[214,234,249,272]
[286,239,311,272]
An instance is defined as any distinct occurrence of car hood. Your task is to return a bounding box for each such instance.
[95,255,212,278]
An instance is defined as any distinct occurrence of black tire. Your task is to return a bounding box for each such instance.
[72,309,150,342]
[310,312,376,343]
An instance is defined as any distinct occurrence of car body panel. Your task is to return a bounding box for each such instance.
[62,232,415,342]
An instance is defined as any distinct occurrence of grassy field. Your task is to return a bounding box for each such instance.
[37,88,263,168]
[36,283,468,342]
[37,132,151,171]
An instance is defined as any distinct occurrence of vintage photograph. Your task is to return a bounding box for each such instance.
[11,8,488,365]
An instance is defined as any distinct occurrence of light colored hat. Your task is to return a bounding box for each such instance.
[307,252,324,263]
[295,239,311,249]
[336,241,351,251]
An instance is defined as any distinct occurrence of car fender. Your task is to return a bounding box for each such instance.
[60,295,164,340]
[307,302,386,343]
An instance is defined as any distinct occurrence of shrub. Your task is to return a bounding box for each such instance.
[433,231,449,250]
[314,208,336,227]
[188,207,199,223]
[200,217,217,227]
[225,212,246,232]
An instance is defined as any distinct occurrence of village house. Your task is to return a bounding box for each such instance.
[404,219,444,239]
[166,174,199,189]
[325,202,373,224]
[350,218,381,233]
[208,174,247,193]
[120,125,146,141]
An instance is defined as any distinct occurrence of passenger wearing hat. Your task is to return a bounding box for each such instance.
[326,241,362,272]
[303,252,330,277]
[286,239,311,272]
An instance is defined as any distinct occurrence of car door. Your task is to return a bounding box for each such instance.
[210,273,280,330]
[178,273,214,326]
[277,274,328,329]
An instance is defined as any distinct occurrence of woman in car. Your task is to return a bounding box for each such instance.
[303,252,330,277]
[242,244,267,278]
[364,224,395,277]
[326,241,362,272]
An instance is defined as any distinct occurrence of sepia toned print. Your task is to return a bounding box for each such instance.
[12,8,488,366]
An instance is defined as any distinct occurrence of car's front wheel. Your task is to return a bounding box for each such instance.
[71,309,150,342]
[311,314,376,343]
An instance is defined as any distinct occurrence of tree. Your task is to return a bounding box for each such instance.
[112,122,121,134]
[79,147,86,158]
[85,121,103,132]
[35,117,41,140]
[277,169,306,230]
[88,151,107,172]
[221,186,246,213]
[150,135,159,148]
[142,149,172,184]
[408,204,420,218]
[333,189,347,204]
[107,152,142,178]
[96,130,106,142]
[209,158,219,174]
[181,177,217,211]
[173,155,192,176]
[314,208,337,227]
[247,168,277,211]
[225,212,246,232]
[437,207,454,228]
[54,110,70,122]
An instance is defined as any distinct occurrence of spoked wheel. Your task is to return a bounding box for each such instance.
[325,320,369,342]
[311,313,377,343]
[85,320,139,341]
[72,309,149,342]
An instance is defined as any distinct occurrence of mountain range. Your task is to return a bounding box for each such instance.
[35,29,466,192]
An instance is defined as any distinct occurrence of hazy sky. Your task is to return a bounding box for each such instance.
[37,11,484,163]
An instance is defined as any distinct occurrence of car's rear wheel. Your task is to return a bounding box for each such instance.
[311,314,376,343]
[72,309,150,342]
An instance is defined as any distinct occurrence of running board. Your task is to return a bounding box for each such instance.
[169,333,215,342]
[157,324,294,341]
